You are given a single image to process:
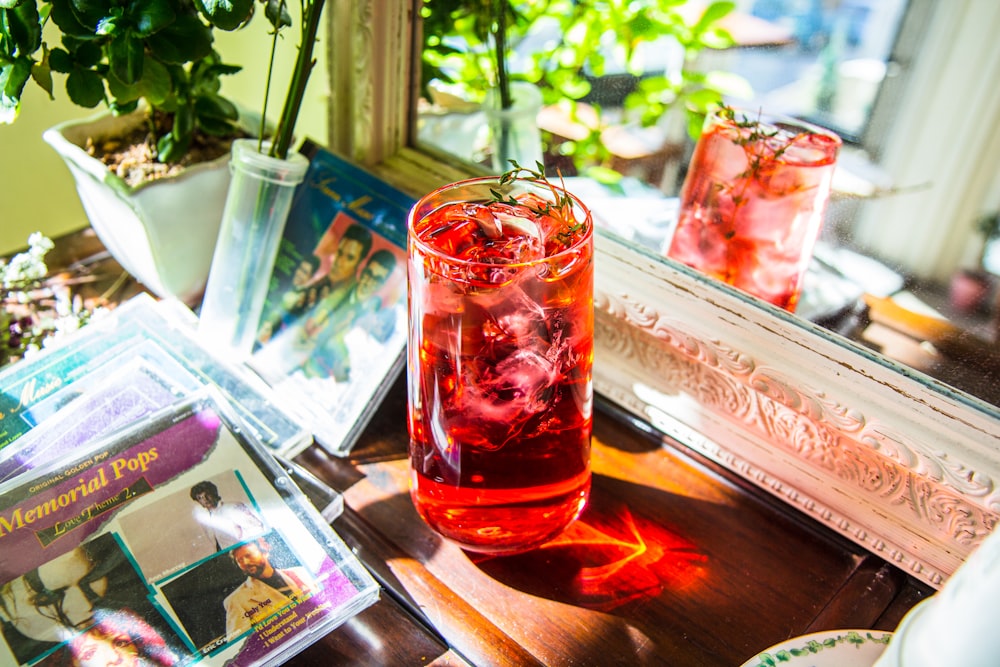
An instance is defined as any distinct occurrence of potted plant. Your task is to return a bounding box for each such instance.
[420,0,547,173]
[950,212,1000,314]
[0,0,320,303]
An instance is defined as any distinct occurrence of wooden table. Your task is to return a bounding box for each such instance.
[27,229,932,665]
[290,375,932,666]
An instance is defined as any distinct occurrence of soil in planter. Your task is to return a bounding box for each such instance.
[85,112,252,188]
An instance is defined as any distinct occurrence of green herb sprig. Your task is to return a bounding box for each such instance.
[719,105,804,186]
[492,160,587,247]
[494,160,572,212]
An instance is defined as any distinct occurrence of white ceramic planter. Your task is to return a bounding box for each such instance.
[43,110,233,304]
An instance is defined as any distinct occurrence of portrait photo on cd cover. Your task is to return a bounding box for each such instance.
[116,470,268,582]
[0,532,191,667]
[252,209,406,383]
[248,143,411,453]
[157,530,319,651]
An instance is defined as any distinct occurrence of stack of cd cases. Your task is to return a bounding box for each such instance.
[0,294,379,665]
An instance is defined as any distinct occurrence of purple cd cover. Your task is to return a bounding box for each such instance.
[0,392,378,666]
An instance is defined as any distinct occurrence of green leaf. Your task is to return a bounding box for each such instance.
[1,57,31,95]
[195,0,254,31]
[156,132,180,162]
[197,113,238,136]
[30,59,53,98]
[158,104,191,162]
[194,92,237,120]
[173,100,192,138]
[94,13,117,36]
[697,26,734,50]
[262,0,292,30]
[694,1,734,35]
[107,98,136,114]
[72,39,102,67]
[65,68,104,107]
[703,69,752,98]
[684,86,723,110]
[128,0,175,37]
[5,2,43,55]
[547,68,590,100]
[188,54,240,95]
[147,13,211,62]
[625,11,656,41]
[107,56,171,108]
[67,0,118,33]
[686,110,705,140]
[579,165,624,188]
[108,30,142,84]
[0,58,31,122]
[137,57,171,105]
[48,0,92,37]
[48,47,73,73]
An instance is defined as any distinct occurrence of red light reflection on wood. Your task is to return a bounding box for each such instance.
[471,497,707,612]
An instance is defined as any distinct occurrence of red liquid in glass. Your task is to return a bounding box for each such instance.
[667,111,841,310]
[408,187,593,554]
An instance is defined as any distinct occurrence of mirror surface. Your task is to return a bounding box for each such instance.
[415,0,1000,412]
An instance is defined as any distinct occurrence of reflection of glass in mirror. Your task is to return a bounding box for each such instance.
[416,0,1000,409]
[667,106,842,310]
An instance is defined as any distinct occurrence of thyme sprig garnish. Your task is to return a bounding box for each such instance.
[490,160,586,246]
[493,160,573,216]
[719,105,804,187]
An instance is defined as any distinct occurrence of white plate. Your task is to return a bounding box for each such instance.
[740,629,893,667]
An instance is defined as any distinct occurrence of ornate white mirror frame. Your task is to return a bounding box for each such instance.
[326,1,1000,589]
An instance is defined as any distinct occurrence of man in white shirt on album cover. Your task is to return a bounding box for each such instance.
[222,537,317,638]
[190,480,266,552]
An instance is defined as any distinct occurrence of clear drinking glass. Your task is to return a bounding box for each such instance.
[407,175,594,554]
[666,107,842,311]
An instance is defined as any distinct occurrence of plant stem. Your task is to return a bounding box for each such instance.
[492,0,514,170]
[271,0,327,160]
[493,0,511,110]
[260,5,283,154]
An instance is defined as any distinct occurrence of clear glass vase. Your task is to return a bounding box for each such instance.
[198,139,309,358]
[483,81,545,174]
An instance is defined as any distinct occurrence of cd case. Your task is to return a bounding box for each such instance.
[0,391,378,666]
[248,140,412,456]
[0,293,311,457]
[0,352,342,522]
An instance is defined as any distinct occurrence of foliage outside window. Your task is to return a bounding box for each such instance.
[419,0,749,182]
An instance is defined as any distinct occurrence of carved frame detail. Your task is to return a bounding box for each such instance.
[594,235,1000,587]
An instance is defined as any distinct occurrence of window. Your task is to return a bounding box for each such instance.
[722,0,909,144]
[412,0,911,195]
